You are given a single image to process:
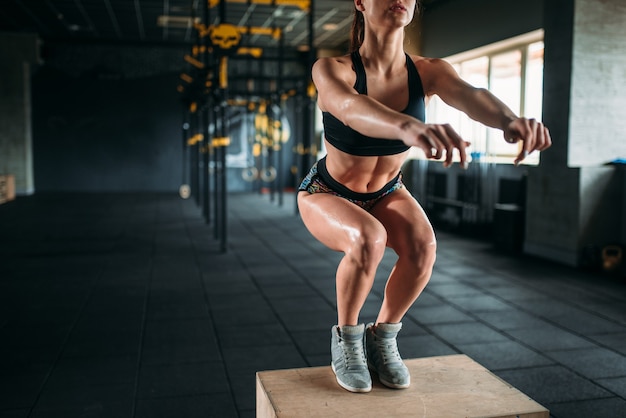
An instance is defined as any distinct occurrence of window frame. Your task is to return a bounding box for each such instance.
[416,29,545,165]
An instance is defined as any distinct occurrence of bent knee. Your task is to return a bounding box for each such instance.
[399,235,437,273]
[345,224,387,269]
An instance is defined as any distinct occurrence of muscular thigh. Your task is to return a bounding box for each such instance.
[297,191,386,253]
[370,188,436,253]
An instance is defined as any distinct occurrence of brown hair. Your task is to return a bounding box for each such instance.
[349,1,422,53]
[349,8,364,53]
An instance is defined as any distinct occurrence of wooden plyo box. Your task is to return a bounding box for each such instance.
[256,355,549,418]
[0,175,16,205]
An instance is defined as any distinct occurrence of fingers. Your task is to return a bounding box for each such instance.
[509,118,552,165]
[419,124,469,169]
[539,124,552,150]
[415,118,552,167]
[514,150,528,166]
[415,134,440,161]
[443,124,469,169]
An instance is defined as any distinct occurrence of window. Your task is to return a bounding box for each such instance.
[424,31,545,165]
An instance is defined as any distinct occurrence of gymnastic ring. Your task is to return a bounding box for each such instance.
[241,166,259,182]
[179,184,191,199]
[260,166,277,182]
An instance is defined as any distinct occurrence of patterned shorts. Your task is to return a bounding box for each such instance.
[298,156,403,211]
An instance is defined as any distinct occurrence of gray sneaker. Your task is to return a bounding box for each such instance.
[330,324,372,393]
[366,322,410,389]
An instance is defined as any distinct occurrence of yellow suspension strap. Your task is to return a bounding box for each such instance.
[219,57,228,89]
[184,54,205,69]
[254,100,274,183]
[187,133,204,146]
[255,100,269,152]
[307,80,317,99]
[212,137,231,147]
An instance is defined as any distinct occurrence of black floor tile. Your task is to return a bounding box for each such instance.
[141,342,222,366]
[227,371,257,412]
[222,344,307,374]
[455,340,554,370]
[358,296,385,319]
[206,292,267,311]
[0,316,74,350]
[247,265,303,283]
[548,397,626,418]
[212,305,279,328]
[395,319,430,336]
[547,347,626,379]
[146,293,209,321]
[142,318,216,347]
[35,381,135,409]
[426,281,486,298]
[396,334,459,358]
[496,365,612,404]
[505,325,598,352]
[0,409,29,418]
[590,332,626,355]
[203,279,260,297]
[447,293,514,312]
[29,357,137,414]
[290,329,331,357]
[478,283,549,302]
[31,400,134,418]
[62,315,143,358]
[549,311,626,336]
[428,322,510,345]
[306,354,331,367]
[137,361,229,398]
[596,376,626,398]
[134,394,237,418]
[0,363,50,410]
[270,295,334,315]
[260,283,320,299]
[217,323,293,348]
[279,309,338,332]
[471,309,550,331]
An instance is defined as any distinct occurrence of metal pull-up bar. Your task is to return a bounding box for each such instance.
[208,0,310,11]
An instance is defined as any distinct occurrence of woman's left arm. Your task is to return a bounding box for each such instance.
[420,58,551,165]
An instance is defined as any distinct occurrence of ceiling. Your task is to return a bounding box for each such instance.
[0,0,441,51]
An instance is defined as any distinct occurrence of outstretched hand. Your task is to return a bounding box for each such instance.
[407,122,471,169]
[404,118,550,168]
[503,118,552,165]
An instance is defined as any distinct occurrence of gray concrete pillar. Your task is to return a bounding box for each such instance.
[524,0,626,266]
[0,33,40,195]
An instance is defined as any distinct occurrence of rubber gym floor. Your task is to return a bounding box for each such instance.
[1,192,625,417]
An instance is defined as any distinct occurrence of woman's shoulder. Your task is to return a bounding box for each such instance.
[313,54,356,83]
[408,55,459,90]
[408,54,453,71]
[314,54,353,71]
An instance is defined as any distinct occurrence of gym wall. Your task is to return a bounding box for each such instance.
[32,43,185,192]
[421,0,544,58]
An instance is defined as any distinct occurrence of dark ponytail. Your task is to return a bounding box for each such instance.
[349,9,364,53]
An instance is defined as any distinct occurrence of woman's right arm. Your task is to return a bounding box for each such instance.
[313,57,469,168]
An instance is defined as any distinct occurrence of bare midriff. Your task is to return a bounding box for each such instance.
[323,140,409,194]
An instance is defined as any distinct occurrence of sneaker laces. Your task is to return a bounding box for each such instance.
[342,340,367,369]
[376,337,402,365]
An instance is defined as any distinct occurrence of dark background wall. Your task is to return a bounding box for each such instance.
[32,43,186,192]
[31,42,303,193]
[421,0,544,57]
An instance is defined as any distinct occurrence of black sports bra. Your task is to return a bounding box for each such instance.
[322,50,426,156]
